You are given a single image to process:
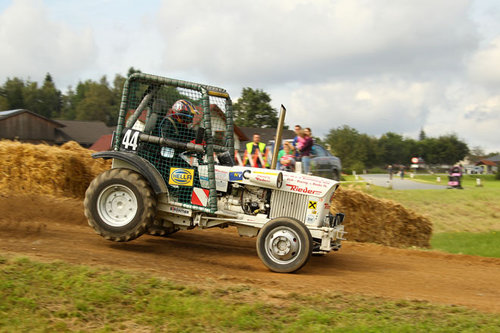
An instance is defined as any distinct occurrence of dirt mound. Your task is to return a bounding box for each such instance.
[332,187,432,248]
[0,193,87,235]
[0,141,431,248]
[0,140,110,198]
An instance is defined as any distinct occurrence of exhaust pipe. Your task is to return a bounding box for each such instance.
[270,104,286,169]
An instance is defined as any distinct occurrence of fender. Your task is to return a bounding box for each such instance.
[92,151,168,194]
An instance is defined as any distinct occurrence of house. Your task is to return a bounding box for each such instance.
[0,109,65,144]
[89,134,114,151]
[475,159,498,174]
[54,120,114,148]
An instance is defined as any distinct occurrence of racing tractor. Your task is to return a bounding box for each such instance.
[84,73,346,273]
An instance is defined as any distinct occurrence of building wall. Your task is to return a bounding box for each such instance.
[0,113,58,143]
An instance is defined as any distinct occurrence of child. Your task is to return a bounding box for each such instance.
[278,141,296,172]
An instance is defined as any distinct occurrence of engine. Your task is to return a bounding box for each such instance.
[218,183,271,216]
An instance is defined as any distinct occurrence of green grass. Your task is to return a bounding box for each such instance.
[349,174,500,257]
[1,256,499,332]
[431,231,500,257]
[356,175,500,234]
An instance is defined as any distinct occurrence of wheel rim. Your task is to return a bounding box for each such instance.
[97,184,138,227]
[264,226,301,264]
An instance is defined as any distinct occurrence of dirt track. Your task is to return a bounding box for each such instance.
[1,195,499,314]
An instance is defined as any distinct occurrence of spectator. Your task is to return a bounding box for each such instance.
[243,133,269,168]
[297,129,313,174]
[278,141,296,172]
[292,125,302,160]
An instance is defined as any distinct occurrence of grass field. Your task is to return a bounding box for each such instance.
[1,256,499,332]
[431,231,500,257]
[344,173,500,258]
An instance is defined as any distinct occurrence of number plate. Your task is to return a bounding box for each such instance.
[120,129,141,152]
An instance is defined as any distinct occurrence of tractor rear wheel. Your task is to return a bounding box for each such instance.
[84,168,156,242]
[256,217,313,273]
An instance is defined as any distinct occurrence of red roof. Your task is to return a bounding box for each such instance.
[476,159,497,166]
[89,134,113,151]
[125,109,148,123]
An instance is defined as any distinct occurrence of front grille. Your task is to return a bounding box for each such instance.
[269,190,308,222]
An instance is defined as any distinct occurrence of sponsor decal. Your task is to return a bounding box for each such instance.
[306,214,316,223]
[169,168,194,186]
[255,176,271,182]
[167,206,192,216]
[216,179,228,192]
[286,184,322,195]
[308,201,317,210]
[229,171,244,181]
[191,187,210,206]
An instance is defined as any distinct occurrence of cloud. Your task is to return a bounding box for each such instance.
[0,0,498,152]
[284,77,440,137]
[467,37,500,88]
[0,0,97,87]
[155,0,477,85]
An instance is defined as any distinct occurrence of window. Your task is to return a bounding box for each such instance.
[313,144,328,157]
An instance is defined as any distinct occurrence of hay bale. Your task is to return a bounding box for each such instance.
[331,187,432,248]
[0,140,110,198]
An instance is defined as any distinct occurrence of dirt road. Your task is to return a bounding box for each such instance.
[1,195,499,313]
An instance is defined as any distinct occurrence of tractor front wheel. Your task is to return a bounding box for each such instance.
[84,168,156,242]
[256,217,313,273]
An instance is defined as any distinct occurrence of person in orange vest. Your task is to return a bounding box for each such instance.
[243,133,269,168]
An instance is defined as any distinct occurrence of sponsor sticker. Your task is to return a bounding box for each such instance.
[306,214,316,223]
[167,205,192,216]
[308,200,317,210]
[229,171,244,181]
[169,168,194,186]
[286,184,322,195]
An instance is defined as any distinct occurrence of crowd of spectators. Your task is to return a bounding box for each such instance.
[242,124,314,174]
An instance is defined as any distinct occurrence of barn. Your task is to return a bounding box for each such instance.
[0,109,64,144]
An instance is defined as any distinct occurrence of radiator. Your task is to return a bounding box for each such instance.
[269,190,308,222]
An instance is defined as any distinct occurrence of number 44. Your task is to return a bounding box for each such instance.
[121,129,140,151]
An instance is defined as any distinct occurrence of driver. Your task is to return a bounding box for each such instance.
[161,99,200,143]
[160,99,203,204]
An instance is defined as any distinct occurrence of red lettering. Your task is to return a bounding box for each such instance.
[285,184,321,195]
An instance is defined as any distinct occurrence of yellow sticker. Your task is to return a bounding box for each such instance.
[169,168,194,186]
[308,200,317,210]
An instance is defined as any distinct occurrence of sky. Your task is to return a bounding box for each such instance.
[1,0,500,153]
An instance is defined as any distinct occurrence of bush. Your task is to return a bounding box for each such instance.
[496,171,500,180]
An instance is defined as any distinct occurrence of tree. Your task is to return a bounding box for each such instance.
[38,73,62,118]
[419,128,427,141]
[2,77,25,109]
[74,77,117,125]
[233,87,278,128]
[467,146,485,163]
[325,125,379,170]
[419,134,468,165]
[378,132,412,165]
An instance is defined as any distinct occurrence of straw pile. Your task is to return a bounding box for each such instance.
[0,140,110,198]
[0,140,432,248]
[331,187,432,248]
